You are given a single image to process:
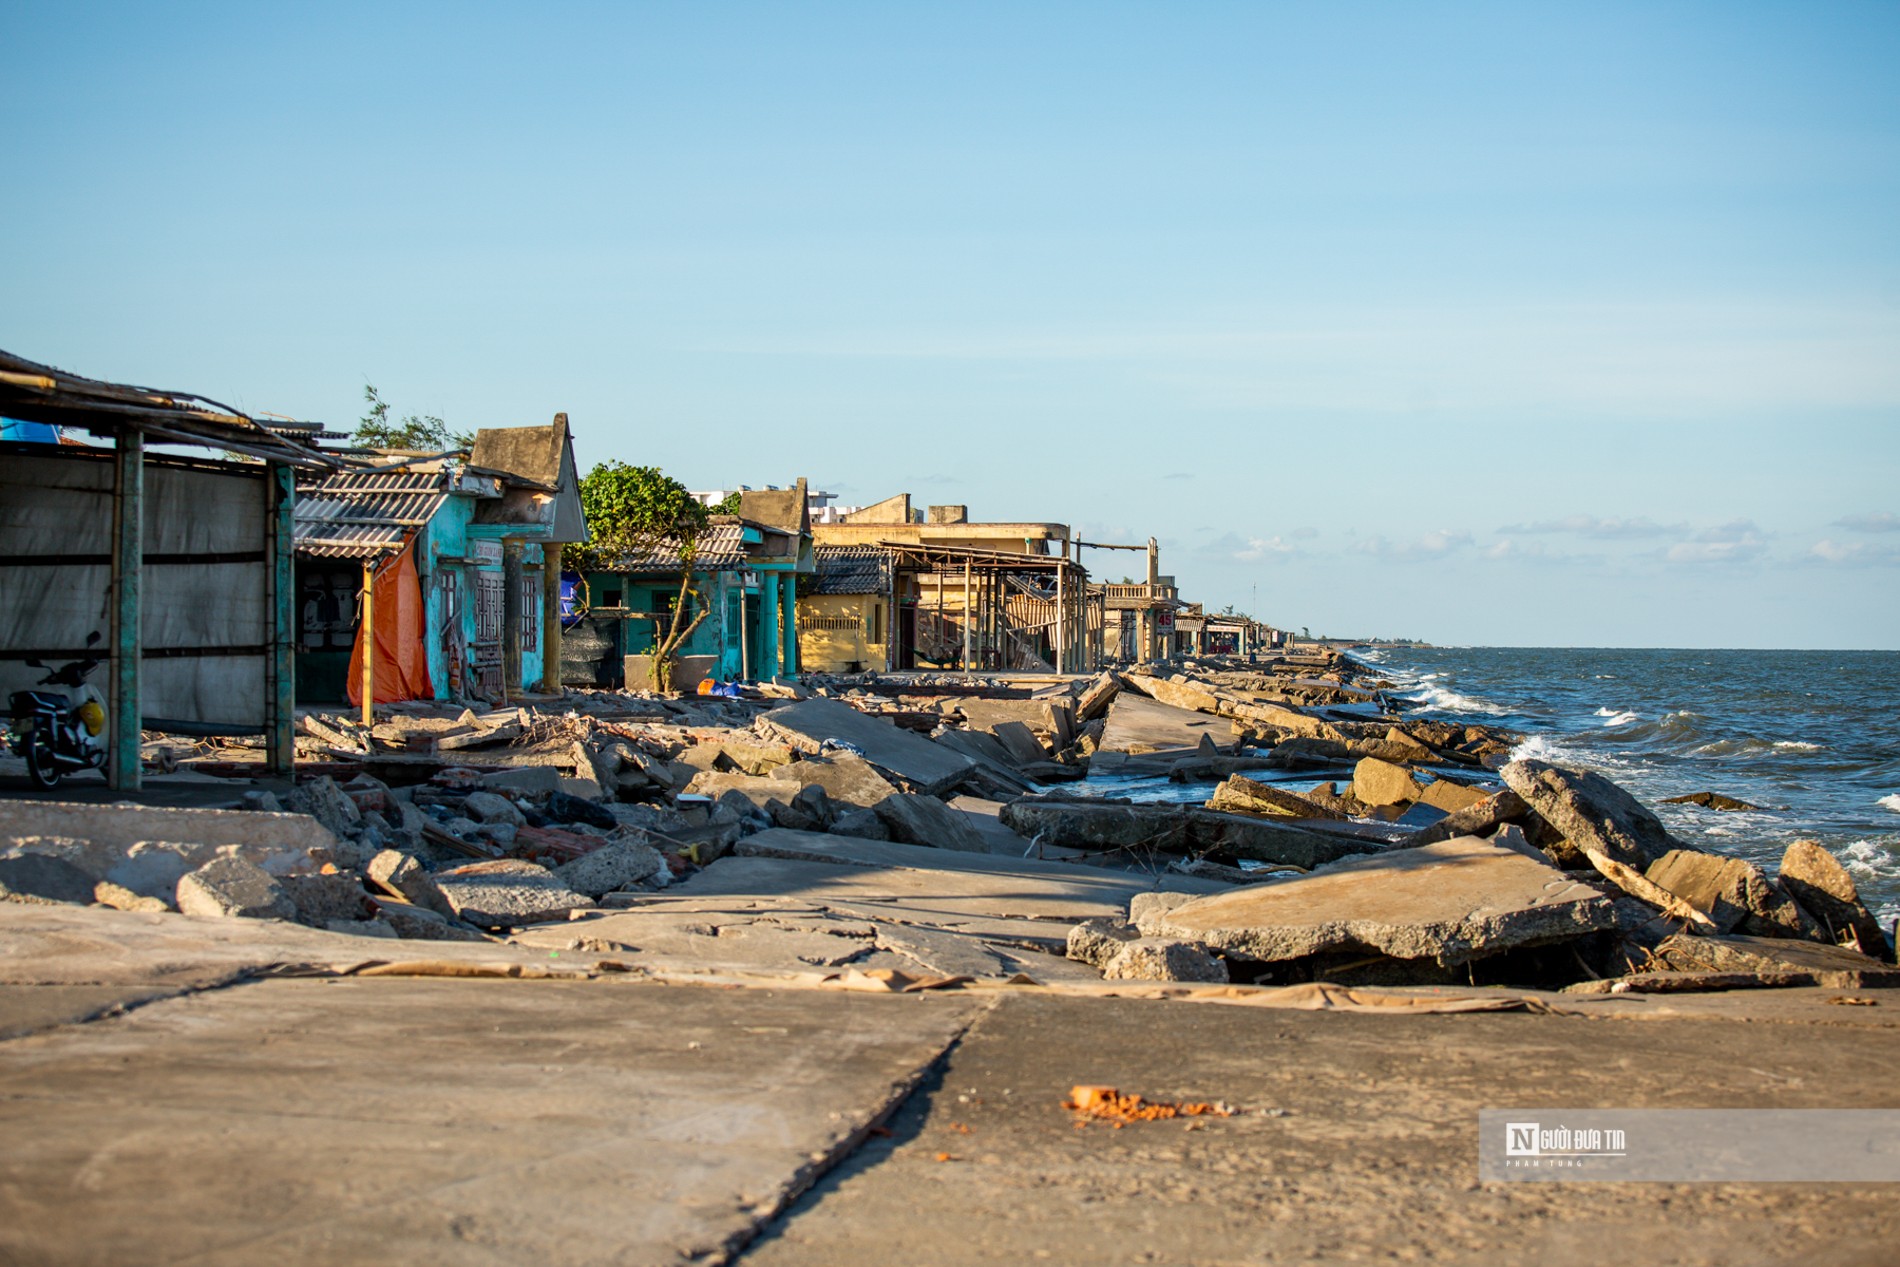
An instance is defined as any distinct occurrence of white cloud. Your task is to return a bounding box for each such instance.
[1495,514,1687,539]
[1809,539,1900,566]
[1833,511,1900,533]
[1352,530,1472,560]
[1665,521,1768,565]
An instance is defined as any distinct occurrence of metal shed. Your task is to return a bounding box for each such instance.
[0,349,338,790]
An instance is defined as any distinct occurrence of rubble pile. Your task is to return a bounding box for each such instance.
[5,650,1893,995]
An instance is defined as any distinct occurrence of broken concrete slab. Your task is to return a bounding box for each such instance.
[676,846,1223,938]
[364,850,458,919]
[462,790,527,826]
[686,771,799,812]
[1501,758,1683,870]
[1205,774,1343,820]
[997,800,1374,870]
[1352,757,1424,807]
[758,698,977,795]
[932,729,1038,798]
[1645,849,1820,940]
[284,775,362,838]
[873,794,990,854]
[1102,937,1227,983]
[946,796,1043,856]
[1401,789,1531,848]
[1065,917,1140,968]
[0,802,340,876]
[1778,840,1892,960]
[768,755,900,810]
[1416,778,1491,814]
[435,860,596,929]
[988,720,1048,767]
[175,858,296,922]
[553,839,666,899]
[0,855,96,907]
[369,899,489,941]
[1074,671,1120,722]
[1097,691,1231,759]
[1646,932,1900,989]
[280,873,374,926]
[1141,837,1618,966]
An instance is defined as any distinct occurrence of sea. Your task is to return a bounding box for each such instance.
[1083,646,1900,926]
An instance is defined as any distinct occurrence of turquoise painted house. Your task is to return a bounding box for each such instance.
[563,479,813,688]
[293,418,588,704]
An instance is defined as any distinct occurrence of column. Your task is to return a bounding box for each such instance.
[541,541,563,692]
[761,571,782,680]
[780,575,798,678]
[501,538,523,699]
[109,429,143,791]
[265,462,296,774]
[359,557,376,725]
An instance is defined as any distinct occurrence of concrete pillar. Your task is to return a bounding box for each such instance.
[109,429,143,792]
[541,542,563,692]
[762,571,782,680]
[781,576,798,678]
[501,538,524,700]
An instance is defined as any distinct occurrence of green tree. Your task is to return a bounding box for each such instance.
[354,384,474,451]
[571,462,711,693]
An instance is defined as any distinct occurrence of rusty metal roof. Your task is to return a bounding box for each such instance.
[294,468,450,558]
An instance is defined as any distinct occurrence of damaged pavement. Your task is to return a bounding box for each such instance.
[4,649,1899,1263]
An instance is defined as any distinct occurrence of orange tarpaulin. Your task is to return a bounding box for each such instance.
[347,540,434,705]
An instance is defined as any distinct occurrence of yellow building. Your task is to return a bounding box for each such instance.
[798,493,1101,673]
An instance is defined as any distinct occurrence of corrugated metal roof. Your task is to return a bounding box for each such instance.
[294,469,450,559]
[616,521,750,574]
[812,545,893,595]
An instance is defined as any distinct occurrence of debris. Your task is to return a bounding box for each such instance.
[873,794,991,854]
[553,838,667,898]
[1206,774,1343,820]
[1063,1085,1235,1127]
[434,859,597,929]
[1500,758,1683,870]
[756,698,977,795]
[1777,840,1893,961]
[0,854,96,906]
[1101,937,1227,983]
[1645,849,1821,940]
[1139,837,1618,967]
[1645,932,1900,989]
[175,857,296,922]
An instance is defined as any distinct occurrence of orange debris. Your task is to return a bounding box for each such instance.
[1062,1084,1235,1126]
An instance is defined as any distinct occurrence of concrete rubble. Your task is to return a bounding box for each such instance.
[1,645,1889,1021]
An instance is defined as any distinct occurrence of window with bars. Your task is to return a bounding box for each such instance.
[474,572,505,643]
[519,576,538,654]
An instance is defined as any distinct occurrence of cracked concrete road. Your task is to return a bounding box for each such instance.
[0,977,982,1266]
[741,991,1900,1267]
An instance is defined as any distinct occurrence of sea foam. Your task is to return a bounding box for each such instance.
[1879,794,1900,815]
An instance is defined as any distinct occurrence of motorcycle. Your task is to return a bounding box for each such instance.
[8,631,108,789]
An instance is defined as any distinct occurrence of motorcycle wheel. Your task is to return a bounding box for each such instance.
[24,728,61,789]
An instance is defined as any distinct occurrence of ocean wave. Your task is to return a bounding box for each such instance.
[1840,840,1900,924]
[1773,741,1823,753]
[1879,794,1900,814]
[1406,683,1511,716]
[1595,708,1639,727]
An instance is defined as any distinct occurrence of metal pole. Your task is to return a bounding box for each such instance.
[266,462,296,774]
[962,561,972,674]
[1055,562,1066,675]
[360,557,376,727]
[109,429,143,792]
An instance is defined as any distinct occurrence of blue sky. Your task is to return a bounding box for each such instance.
[6,2,1898,647]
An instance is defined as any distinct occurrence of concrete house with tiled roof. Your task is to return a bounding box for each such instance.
[292,416,587,704]
[560,477,814,689]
